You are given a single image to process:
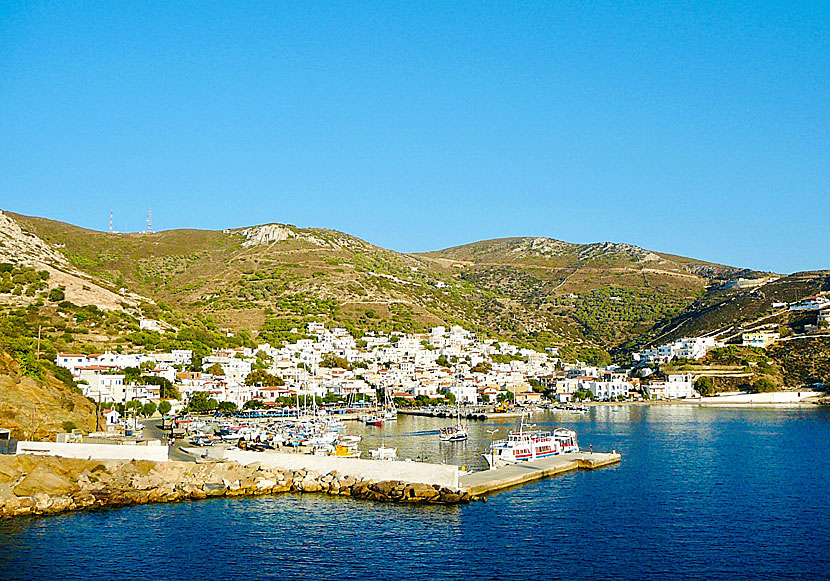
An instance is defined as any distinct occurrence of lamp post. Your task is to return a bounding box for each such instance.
[486,428,499,470]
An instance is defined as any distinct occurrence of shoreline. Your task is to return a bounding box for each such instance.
[0,455,478,520]
[572,390,826,408]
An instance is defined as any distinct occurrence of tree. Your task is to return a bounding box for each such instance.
[243,399,264,410]
[158,400,172,415]
[694,376,715,396]
[143,376,180,400]
[187,391,219,413]
[217,401,238,413]
[752,377,777,393]
[245,368,284,386]
[123,366,142,383]
[320,353,350,369]
[470,361,492,374]
[436,355,451,368]
[61,420,76,432]
[141,401,157,417]
[48,287,65,302]
[206,363,224,376]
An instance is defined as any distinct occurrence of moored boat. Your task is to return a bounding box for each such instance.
[439,407,468,442]
[361,414,384,427]
[484,413,579,468]
[369,446,397,460]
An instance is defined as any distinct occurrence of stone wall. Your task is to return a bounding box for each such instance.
[16,441,170,463]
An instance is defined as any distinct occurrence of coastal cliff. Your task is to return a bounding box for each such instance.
[0,455,477,519]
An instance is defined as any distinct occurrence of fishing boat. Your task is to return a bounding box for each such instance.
[332,444,361,458]
[484,413,579,468]
[439,407,468,442]
[369,446,397,460]
[360,414,384,427]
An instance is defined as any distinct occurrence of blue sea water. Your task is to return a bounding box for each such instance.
[2,405,829,580]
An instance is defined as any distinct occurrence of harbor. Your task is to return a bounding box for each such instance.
[168,408,621,495]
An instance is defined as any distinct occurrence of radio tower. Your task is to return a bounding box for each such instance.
[146,208,152,233]
[109,210,113,234]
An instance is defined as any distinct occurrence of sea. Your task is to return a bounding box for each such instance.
[1,405,829,580]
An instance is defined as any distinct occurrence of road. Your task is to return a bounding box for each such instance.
[141,418,197,462]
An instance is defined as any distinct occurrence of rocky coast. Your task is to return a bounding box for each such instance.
[0,454,478,519]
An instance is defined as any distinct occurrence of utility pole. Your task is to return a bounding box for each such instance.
[36,325,41,360]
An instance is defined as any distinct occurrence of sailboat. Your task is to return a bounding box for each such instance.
[439,406,468,442]
[382,388,397,421]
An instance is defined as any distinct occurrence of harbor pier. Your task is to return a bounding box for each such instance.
[460,452,621,495]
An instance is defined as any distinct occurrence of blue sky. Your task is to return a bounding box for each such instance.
[1,2,828,273]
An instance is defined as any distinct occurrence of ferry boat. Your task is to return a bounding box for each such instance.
[484,414,579,468]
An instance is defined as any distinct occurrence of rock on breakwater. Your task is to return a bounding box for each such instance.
[0,455,477,519]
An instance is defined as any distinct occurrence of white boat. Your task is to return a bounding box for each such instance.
[439,425,468,442]
[361,414,384,427]
[369,446,397,460]
[484,413,579,468]
[439,407,468,442]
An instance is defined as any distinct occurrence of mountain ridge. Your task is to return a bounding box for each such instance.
[1,209,824,365]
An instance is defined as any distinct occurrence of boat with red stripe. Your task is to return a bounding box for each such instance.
[485,413,579,469]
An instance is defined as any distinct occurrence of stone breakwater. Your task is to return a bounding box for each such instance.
[0,455,479,519]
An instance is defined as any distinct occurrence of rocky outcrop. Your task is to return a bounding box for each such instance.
[0,350,101,440]
[0,455,478,519]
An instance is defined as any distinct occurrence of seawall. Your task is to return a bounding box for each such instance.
[0,454,476,520]
[224,449,459,489]
[15,441,169,463]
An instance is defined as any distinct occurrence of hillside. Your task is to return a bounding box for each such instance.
[418,237,761,355]
[2,210,826,369]
[8,213,588,355]
[647,271,830,345]
[0,350,100,440]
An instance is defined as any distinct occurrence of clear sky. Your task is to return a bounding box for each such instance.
[1,2,828,273]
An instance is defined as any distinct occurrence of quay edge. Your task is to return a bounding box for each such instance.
[459,452,621,496]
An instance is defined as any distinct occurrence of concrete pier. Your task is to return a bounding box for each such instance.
[459,452,621,495]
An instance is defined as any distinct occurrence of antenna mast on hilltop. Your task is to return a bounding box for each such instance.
[109,210,114,234]
[146,208,152,233]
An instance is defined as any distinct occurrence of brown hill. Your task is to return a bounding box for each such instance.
[0,351,100,440]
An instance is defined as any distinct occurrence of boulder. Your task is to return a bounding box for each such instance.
[14,463,80,497]
[401,483,440,503]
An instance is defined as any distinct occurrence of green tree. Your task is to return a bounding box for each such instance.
[470,361,492,374]
[188,391,219,413]
[61,420,77,432]
[694,376,716,396]
[320,353,350,369]
[141,401,157,417]
[243,399,264,410]
[217,401,238,413]
[48,287,65,302]
[158,400,172,415]
[142,376,180,400]
[752,377,777,393]
[245,368,284,386]
[123,366,142,383]
[206,363,224,376]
